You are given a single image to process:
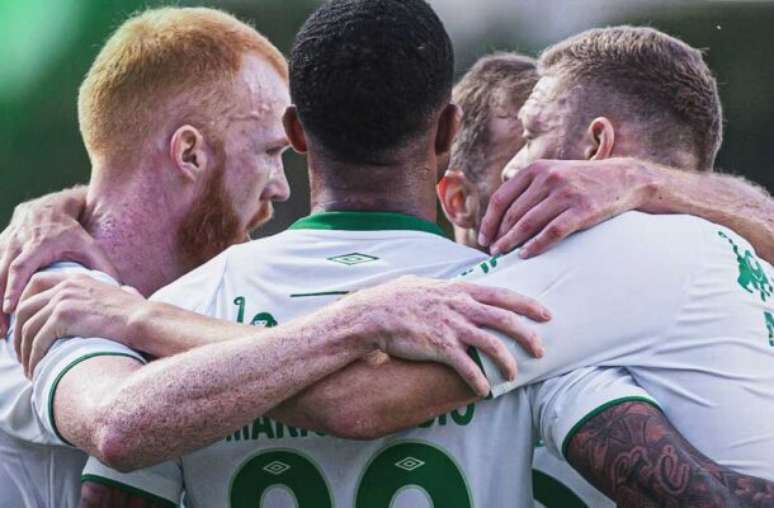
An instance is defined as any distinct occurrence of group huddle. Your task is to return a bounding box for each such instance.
[1,0,773,507]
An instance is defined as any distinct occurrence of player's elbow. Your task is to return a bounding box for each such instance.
[93,428,137,472]
[92,414,145,472]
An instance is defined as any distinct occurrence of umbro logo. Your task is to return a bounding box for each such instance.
[327,253,379,266]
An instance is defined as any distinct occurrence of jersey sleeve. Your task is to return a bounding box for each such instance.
[31,338,146,446]
[82,456,183,507]
[528,366,661,461]
[459,212,703,397]
[2,262,146,446]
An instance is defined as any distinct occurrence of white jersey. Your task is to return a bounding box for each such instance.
[468,212,774,478]
[0,263,147,508]
[82,211,651,508]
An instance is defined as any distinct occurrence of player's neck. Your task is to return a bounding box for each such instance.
[307,153,438,223]
[81,179,187,297]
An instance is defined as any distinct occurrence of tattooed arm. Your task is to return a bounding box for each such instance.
[566,401,774,507]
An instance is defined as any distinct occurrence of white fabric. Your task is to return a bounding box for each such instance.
[0,262,146,508]
[467,212,774,478]
[84,219,651,507]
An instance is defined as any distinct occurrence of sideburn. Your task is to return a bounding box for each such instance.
[177,149,243,273]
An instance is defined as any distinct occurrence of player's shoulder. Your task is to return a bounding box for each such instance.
[150,232,292,310]
[561,211,722,259]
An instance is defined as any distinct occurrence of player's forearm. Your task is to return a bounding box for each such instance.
[126,301,249,357]
[268,354,478,439]
[567,401,774,507]
[639,163,774,263]
[94,306,377,471]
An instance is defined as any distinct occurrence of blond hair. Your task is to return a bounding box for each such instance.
[78,7,287,164]
[539,26,722,171]
[451,52,537,182]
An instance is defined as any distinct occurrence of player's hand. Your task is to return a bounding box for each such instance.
[80,480,169,508]
[342,275,550,397]
[478,158,656,258]
[14,272,145,378]
[0,186,119,337]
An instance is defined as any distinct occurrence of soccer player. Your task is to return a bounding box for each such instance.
[442,52,613,508]
[448,26,774,504]
[11,5,774,508]
[442,48,774,508]
[0,7,547,507]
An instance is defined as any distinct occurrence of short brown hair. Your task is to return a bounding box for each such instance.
[451,53,538,182]
[78,7,287,165]
[539,26,722,171]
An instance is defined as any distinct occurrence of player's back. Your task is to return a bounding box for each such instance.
[150,212,539,508]
[466,211,774,478]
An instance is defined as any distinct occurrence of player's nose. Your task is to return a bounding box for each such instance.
[266,164,290,202]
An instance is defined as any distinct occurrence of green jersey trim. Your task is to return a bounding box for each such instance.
[49,352,145,446]
[560,396,661,459]
[289,211,446,238]
[81,474,178,507]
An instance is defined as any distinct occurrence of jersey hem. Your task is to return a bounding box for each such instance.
[48,352,145,446]
[81,474,178,507]
[560,396,661,459]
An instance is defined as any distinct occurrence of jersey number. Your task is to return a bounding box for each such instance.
[230,442,471,507]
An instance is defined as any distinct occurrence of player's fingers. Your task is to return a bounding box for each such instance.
[478,170,534,247]
[519,209,582,259]
[459,325,518,381]
[14,291,54,365]
[490,184,549,255]
[444,349,491,397]
[458,283,551,322]
[466,303,544,358]
[490,198,570,257]
[13,286,55,360]
[19,300,58,377]
[26,316,66,378]
[4,247,58,314]
[0,246,20,315]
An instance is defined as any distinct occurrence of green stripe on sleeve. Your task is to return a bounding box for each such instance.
[560,396,662,459]
[49,352,145,446]
[81,474,178,507]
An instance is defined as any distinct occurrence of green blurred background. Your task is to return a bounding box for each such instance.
[1,0,772,237]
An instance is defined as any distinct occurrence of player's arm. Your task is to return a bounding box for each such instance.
[22,275,544,471]
[478,158,774,263]
[533,368,774,507]
[266,352,479,439]
[567,401,774,507]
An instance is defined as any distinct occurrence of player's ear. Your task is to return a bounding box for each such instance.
[437,169,478,229]
[169,125,209,183]
[283,106,308,154]
[435,103,462,156]
[581,117,616,160]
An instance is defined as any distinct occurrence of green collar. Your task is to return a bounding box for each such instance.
[289,211,446,237]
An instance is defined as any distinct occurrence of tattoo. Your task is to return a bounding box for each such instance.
[567,401,774,507]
